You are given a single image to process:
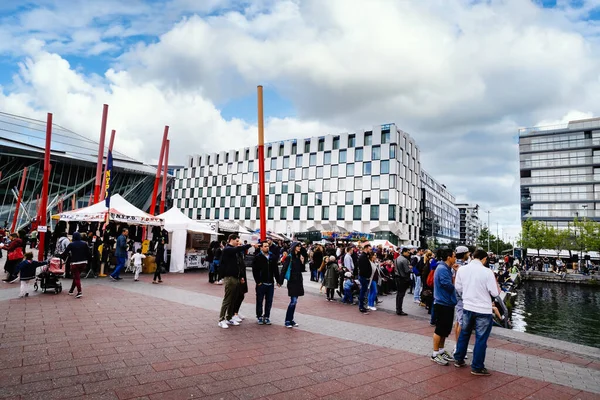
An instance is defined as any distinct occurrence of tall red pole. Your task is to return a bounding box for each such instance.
[159,140,170,214]
[10,167,28,233]
[150,126,169,215]
[100,129,116,201]
[257,86,266,241]
[37,113,52,261]
[93,104,109,203]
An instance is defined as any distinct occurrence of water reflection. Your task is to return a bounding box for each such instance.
[512,281,600,348]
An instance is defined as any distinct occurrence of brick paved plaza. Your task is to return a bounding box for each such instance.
[0,270,599,400]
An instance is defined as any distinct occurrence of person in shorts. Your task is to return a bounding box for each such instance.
[430,248,457,366]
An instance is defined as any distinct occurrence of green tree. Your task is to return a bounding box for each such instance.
[545,225,571,258]
[477,227,493,251]
[520,220,548,256]
[574,218,599,253]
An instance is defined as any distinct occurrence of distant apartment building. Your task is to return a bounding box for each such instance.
[419,170,460,246]
[456,203,480,246]
[519,118,600,228]
[172,123,422,246]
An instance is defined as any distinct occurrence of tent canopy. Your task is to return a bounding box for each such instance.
[53,194,163,226]
[157,207,216,235]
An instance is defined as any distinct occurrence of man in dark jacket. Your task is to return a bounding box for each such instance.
[357,244,372,314]
[61,231,91,298]
[218,234,254,329]
[252,240,280,325]
[110,228,128,281]
[394,248,412,316]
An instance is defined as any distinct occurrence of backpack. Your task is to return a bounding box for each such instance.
[426,267,435,288]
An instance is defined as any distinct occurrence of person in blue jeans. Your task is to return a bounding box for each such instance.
[110,228,128,281]
[453,249,500,376]
[252,240,280,325]
[278,242,304,328]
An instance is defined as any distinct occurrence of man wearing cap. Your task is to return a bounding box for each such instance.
[394,248,412,316]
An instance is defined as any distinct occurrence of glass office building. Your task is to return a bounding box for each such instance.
[519,118,600,227]
[0,111,161,230]
[420,169,460,246]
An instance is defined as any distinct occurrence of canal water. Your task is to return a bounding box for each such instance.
[512,281,600,349]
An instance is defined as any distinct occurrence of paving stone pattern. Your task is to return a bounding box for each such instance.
[0,275,598,399]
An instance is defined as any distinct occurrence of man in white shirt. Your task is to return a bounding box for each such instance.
[453,249,500,376]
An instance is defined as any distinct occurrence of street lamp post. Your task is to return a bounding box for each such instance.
[486,210,491,252]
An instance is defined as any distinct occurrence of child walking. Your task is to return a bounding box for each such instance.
[132,249,146,281]
[15,252,47,298]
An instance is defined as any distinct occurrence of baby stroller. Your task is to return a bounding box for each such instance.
[34,257,64,294]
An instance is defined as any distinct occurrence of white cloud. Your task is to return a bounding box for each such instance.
[3,0,600,240]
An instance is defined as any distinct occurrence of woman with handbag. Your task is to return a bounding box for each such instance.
[1,233,24,283]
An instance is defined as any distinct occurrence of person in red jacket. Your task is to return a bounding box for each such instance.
[1,233,24,283]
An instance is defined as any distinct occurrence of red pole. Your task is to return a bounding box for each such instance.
[93,104,109,203]
[150,126,169,215]
[37,113,52,261]
[100,129,116,201]
[10,167,28,233]
[257,86,266,242]
[159,140,170,214]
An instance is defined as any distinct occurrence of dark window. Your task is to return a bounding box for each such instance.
[381,160,390,174]
[337,206,345,220]
[339,149,347,163]
[381,130,390,144]
[372,146,381,160]
[348,134,355,148]
[370,205,379,221]
[322,206,329,219]
[355,147,363,162]
[353,205,361,221]
[333,136,340,150]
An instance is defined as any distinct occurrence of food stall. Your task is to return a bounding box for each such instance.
[157,208,217,272]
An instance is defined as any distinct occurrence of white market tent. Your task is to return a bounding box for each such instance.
[53,194,163,226]
[157,207,217,273]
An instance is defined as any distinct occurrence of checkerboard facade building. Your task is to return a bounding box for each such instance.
[172,123,422,246]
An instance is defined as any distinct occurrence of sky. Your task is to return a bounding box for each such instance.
[2,0,600,241]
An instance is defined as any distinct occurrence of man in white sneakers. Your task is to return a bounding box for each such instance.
[453,249,500,376]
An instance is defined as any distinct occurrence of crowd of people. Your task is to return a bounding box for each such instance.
[210,238,504,376]
[1,221,169,297]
